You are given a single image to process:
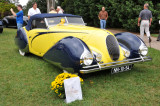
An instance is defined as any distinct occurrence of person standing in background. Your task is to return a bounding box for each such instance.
[49,7,57,14]
[57,6,64,14]
[10,5,23,30]
[28,2,41,19]
[138,3,152,42]
[98,7,108,29]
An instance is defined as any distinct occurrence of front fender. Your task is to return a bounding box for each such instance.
[115,32,144,58]
[43,36,90,73]
[0,20,3,33]
[0,20,3,26]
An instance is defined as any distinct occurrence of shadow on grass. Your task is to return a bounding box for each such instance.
[30,55,63,73]
[14,48,63,75]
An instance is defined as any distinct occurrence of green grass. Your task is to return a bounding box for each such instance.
[151,34,159,37]
[0,28,160,105]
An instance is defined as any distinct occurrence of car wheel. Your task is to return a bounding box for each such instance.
[19,49,26,56]
[4,24,8,28]
[0,28,3,33]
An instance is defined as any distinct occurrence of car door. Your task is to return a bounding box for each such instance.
[28,19,55,57]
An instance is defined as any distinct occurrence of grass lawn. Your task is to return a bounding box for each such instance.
[0,28,160,105]
[151,34,159,37]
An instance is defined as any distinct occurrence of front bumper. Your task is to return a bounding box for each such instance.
[80,56,152,74]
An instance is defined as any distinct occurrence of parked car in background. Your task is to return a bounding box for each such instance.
[0,20,3,33]
[15,14,151,74]
[2,16,28,28]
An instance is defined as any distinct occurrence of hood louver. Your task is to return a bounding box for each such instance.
[106,35,120,61]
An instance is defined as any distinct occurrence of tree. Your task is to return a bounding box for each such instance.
[46,0,56,13]
[23,0,47,15]
[61,0,160,33]
[0,0,17,18]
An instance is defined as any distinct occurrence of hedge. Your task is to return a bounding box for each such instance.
[61,0,160,33]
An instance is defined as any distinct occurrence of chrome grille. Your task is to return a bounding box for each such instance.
[106,35,120,61]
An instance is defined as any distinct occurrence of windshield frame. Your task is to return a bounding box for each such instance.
[45,16,85,27]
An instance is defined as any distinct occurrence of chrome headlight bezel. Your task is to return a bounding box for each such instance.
[80,48,93,66]
[139,41,148,56]
[121,47,130,58]
[92,51,102,62]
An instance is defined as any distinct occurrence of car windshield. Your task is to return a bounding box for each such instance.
[45,16,85,27]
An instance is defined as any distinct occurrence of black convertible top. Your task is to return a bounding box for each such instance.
[25,13,82,31]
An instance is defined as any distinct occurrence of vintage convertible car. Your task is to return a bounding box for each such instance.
[2,16,28,28]
[0,19,3,33]
[15,14,151,74]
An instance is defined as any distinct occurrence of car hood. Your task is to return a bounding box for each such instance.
[48,24,121,63]
[49,24,113,40]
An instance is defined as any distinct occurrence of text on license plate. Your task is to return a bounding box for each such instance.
[111,65,133,74]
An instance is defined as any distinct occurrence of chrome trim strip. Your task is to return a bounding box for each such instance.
[82,57,149,69]
[97,63,101,70]
[80,56,151,74]
[44,18,48,28]
[65,16,69,23]
[81,17,85,25]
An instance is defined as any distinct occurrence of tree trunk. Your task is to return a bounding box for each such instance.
[47,0,50,13]
[47,0,56,13]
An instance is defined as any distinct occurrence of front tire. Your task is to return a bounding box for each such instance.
[0,26,3,33]
[0,29,3,33]
[19,49,26,56]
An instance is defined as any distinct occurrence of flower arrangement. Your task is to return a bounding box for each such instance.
[51,73,83,98]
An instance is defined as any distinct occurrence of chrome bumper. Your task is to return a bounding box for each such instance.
[80,56,152,74]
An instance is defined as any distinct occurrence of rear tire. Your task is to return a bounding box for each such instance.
[3,22,8,28]
[19,49,26,56]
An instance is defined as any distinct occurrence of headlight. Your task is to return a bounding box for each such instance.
[92,51,102,62]
[121,47,130,57]
[139,42,148,56]
[81,49,93,65]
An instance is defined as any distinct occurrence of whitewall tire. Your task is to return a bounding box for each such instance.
[19,49,26,56]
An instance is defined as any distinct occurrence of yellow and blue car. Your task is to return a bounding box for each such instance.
[15,14,151,74]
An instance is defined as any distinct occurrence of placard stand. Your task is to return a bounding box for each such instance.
[64,77,83,103]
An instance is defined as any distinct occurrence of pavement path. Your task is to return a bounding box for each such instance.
[107,28,160,50]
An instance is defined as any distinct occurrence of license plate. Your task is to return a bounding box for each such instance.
[111,65,133,74]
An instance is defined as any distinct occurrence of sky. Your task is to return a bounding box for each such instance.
[19,0,29,6]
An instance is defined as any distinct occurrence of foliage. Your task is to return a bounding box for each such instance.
[61,0,160,32]
[0,0,17,19]
[151,34,159,37]
[23,0,47,16]
[51,73,83,98]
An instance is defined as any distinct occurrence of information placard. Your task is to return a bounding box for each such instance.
[64,77,83,103]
